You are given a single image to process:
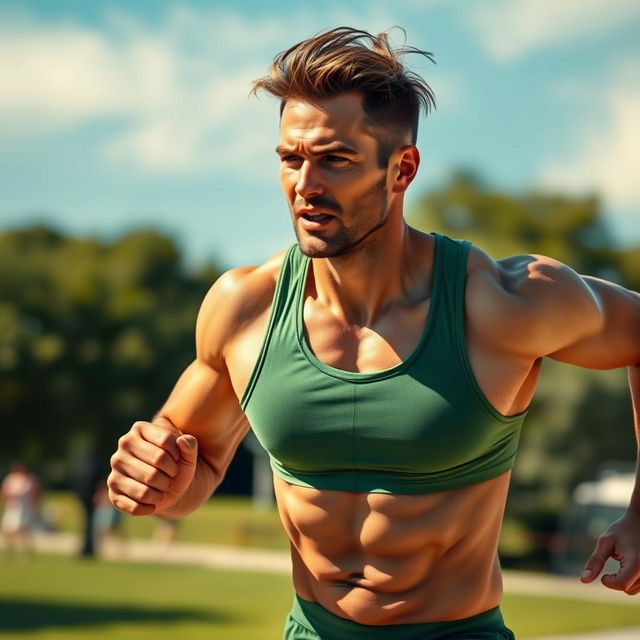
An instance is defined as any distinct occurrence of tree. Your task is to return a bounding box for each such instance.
[0,225,222,486]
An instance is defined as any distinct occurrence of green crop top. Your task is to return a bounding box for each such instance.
[240,233,526,494]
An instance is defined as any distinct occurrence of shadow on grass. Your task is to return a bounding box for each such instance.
[0,599,232,631]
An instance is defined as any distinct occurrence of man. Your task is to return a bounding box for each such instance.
[108,27,640,639]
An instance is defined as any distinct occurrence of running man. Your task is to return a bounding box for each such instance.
[108,27,640,639]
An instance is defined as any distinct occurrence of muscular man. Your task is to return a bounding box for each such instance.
[108,27,640,639]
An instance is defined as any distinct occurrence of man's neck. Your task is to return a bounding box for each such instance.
[308,223,432,327]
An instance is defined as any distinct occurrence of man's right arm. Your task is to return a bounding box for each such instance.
[107,264,275,519]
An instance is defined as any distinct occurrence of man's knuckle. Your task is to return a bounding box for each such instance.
[129,503,146,516]
[128,505,142,516]
[156,431,176,448]
[111,495,128,513]
[140,486,160,503]
[131,421,148,435]
[153,473,171,491]
[144,467,160,486]
[150,448,168,467]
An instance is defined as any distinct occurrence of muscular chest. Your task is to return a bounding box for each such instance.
[301,297,430,374]
[226,295,537,418]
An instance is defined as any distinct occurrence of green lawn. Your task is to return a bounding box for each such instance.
[2,555,640,639]
[1,555,293,640]
[503,593,640,637]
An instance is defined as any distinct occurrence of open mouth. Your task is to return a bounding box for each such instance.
[301,213,334,223]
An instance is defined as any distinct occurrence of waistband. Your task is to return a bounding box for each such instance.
[290,595,511,639]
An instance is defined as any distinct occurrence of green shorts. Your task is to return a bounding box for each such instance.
[283,596,515,640]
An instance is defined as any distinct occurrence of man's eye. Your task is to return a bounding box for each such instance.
[324,155,348,164]
[281,155,301,165]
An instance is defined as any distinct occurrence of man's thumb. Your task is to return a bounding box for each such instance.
[177,434,198,463]
[581,535,614,583]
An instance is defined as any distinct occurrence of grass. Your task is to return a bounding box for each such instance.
[0,554,292,639]
[2,554,640,639]
[503,594,640,637]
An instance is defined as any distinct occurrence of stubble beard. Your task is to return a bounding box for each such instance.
[293,178,389,259]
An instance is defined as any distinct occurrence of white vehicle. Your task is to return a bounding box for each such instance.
[553,471,634,575]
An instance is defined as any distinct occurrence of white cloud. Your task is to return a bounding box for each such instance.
[0,4,420,174]
[0,25,128,122]
[0,6,293,172]
[537,57,640,215]
[466,0,640,61]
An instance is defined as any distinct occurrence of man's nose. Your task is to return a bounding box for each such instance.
[295,161,324,200]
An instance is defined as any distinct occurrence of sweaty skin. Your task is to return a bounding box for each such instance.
[108,93,640,622]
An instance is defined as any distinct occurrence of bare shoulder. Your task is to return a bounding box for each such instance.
[465,244,602,358]
[195,249,288,367]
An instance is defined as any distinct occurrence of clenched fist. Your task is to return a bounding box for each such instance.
[108,417,198,517]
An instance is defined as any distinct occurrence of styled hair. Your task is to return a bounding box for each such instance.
[251,26,436,166]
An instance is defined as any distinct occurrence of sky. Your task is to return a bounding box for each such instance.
[1,0,639,268]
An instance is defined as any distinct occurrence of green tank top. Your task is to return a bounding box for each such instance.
[240,233,526,494]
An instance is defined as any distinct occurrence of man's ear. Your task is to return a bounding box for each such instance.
[390,145,420,194]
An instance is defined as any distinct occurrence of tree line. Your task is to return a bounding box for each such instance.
[1,174,638,527]
[0,226,221,486]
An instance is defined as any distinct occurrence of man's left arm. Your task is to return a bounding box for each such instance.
[548,275,640,593]
[578,362,640,593]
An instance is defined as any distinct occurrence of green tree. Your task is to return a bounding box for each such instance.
[0,225,221,484]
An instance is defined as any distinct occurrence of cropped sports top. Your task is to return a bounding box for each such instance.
[240,233,526,494]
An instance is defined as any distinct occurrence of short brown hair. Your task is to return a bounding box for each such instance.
[251,26,436,166]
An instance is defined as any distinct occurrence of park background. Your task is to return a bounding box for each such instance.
[1,0,639,638]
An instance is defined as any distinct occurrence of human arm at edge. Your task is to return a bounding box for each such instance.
[151,267,260,519]
[473,252,640,591]
[542,274,640,592]
[109,266,265,520]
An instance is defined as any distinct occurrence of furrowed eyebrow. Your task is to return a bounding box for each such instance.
[275,143,359,156]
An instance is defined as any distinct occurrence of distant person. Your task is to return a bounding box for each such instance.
[71,440,109,557]
[92,478,125,555]
[108,27,640,639]
[1,462,41,559]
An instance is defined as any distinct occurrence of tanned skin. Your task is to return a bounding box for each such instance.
[108,93,640,624]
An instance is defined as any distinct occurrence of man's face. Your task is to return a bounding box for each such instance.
[277,93,390,258]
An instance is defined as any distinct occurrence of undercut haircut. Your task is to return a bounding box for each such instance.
[251,26,436,167]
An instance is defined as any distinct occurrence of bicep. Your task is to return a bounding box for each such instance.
[152,263,278,478]
[549,277,640,369]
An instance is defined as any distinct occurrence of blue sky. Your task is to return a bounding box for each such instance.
[1,0,638,267]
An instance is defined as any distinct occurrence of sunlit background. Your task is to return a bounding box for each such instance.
[1,1,640,638]
[2,0,639,265]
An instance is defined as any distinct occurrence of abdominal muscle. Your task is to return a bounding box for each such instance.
[273,472,511,626]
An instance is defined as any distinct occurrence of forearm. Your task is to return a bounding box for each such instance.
[628,363,640,513]
[154,454,218,520]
